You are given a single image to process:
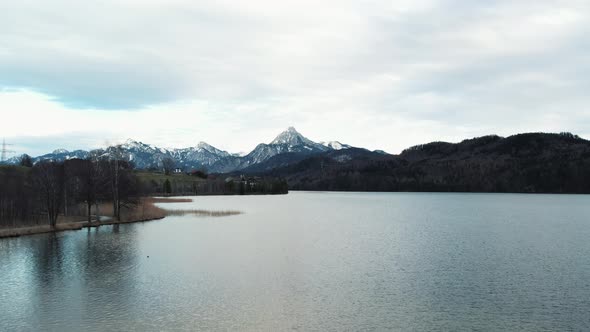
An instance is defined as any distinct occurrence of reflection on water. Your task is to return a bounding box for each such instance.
[1,192,590,331]
[154,198,243,217]
[1,224,141,330]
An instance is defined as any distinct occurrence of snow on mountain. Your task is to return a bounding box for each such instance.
[52,149,69,154]
[242,127,330,165]
[6,127,364,173]
[121,139,168,154]
[3,155,21,165]
[271,127,325,148]
[35,150,90,163]
[115,139,233,170]
[244,143,292,165]
[171,142,232,169]
[320,141,352,150]
[194,142,231,157]
[110,139,169,169]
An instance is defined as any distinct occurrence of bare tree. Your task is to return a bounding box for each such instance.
[66,158,109,225]
[32,161,65,228]
[0,166,38,227]
[109,145,125,221]
[88,150,108,223]
[106,145,138,221]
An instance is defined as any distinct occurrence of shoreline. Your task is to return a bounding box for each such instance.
[0,216,167,239]
[0,197,172,239]
[0,196,245,239]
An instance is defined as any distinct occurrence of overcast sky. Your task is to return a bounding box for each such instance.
[1,0,589,156]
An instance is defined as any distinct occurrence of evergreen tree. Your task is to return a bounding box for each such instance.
[164,179,172,194]
[19,154,33,167]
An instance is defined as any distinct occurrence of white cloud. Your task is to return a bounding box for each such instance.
[0,0,589,156]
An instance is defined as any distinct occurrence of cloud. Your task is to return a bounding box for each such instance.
[0,0,589,154]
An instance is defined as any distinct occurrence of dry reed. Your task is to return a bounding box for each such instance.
[148,197,194,203]
[165,209,242,217]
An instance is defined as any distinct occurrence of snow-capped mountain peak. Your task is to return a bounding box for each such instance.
[122,139,150,151]
[197,141,211,148]
[241,127,331,165]
[122,138,142,147]
[271,127,313,146]
[196,141,219,152]
[191,142,230,157]
[270,127,330,150]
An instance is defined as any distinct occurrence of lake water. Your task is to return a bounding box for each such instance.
[1,192,590,331]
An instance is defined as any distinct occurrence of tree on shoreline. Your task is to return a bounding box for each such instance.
[32,161,65,228]
[164,179,172,194]
[107,145,134,221]
[65,158,110,225]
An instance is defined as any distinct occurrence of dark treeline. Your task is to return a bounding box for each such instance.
[0,156,138,229]
[222,175,289,195]
[262,133,590,193]
[140,173,288,196]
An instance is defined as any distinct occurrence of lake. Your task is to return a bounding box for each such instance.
[1,192,590,331]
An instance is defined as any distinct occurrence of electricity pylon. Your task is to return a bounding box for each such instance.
[1,138,15,163]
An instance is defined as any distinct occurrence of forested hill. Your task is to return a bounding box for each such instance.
[255,133,590,193]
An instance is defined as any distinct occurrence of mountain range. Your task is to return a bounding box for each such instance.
[5,130,590,193]
[5,127,362,173]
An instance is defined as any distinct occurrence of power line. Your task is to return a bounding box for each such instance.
[1,138,15,163]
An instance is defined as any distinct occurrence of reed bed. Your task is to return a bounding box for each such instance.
[165,209,242,217]
[148,197,194,203]
[150,197,242,217]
